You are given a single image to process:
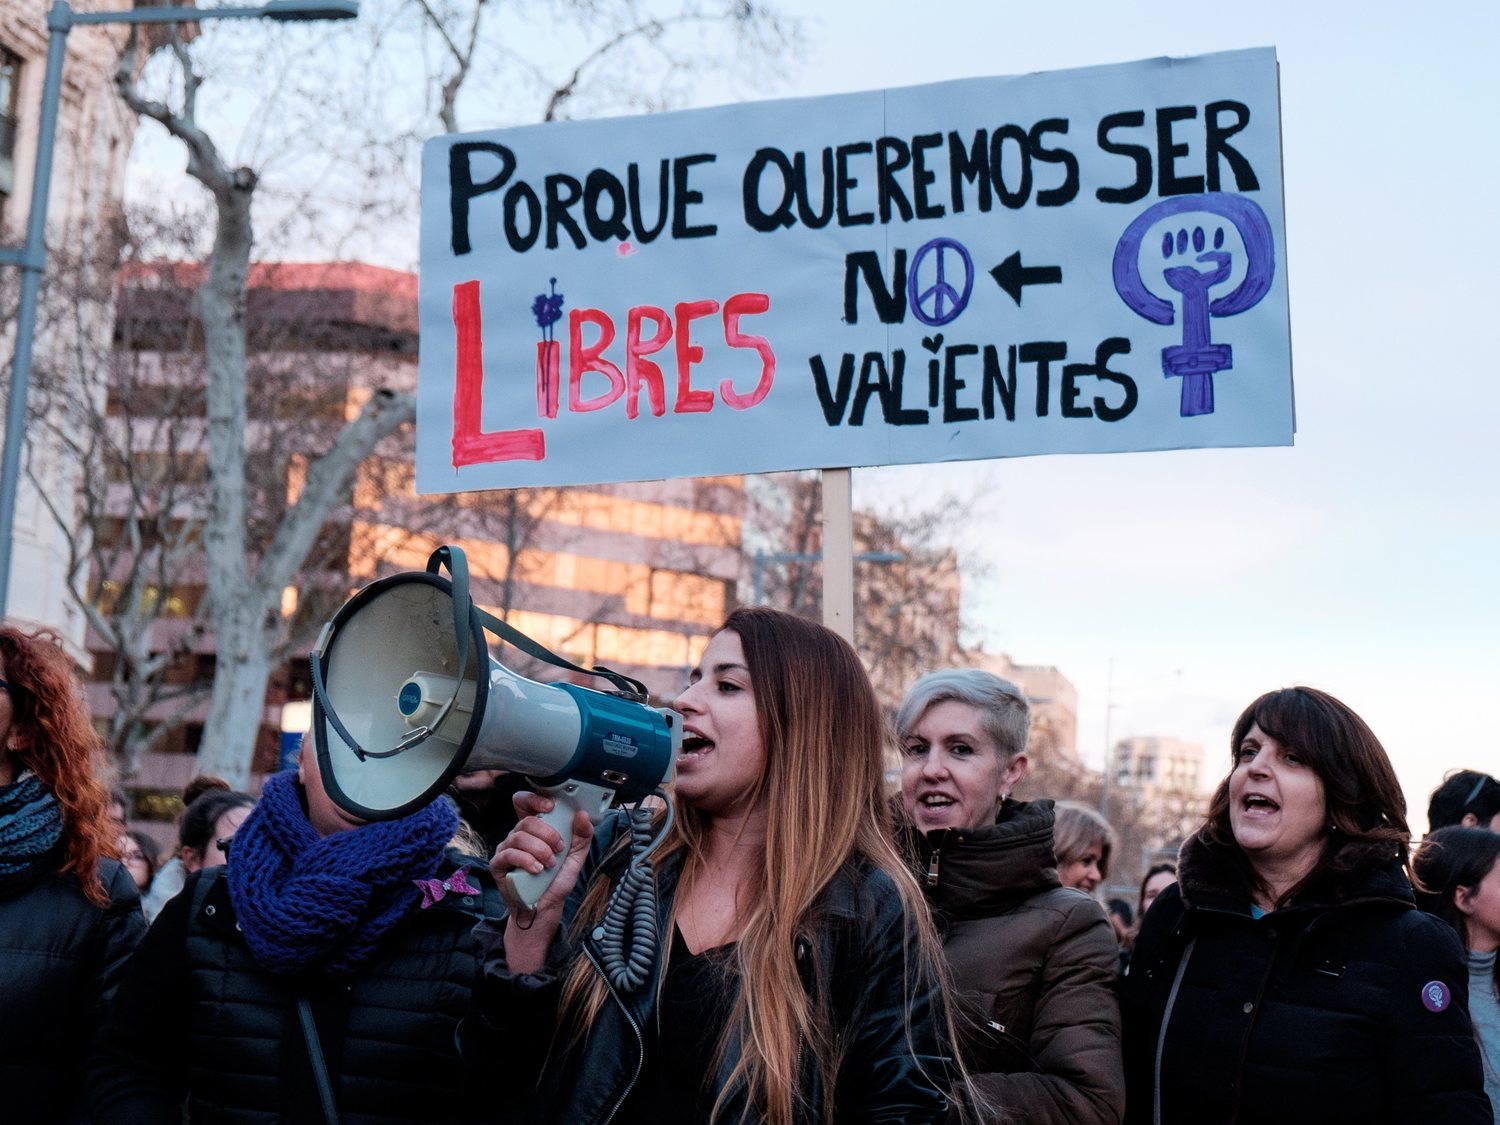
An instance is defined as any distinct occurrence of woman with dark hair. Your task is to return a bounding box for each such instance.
[117,829,159,894]
[0,626,146,1123]
[1136,862,1176,922]
[473,606,955,1124]
[140,774,232,921]
[1414,827,1500,1121]
[177,786,256,872]
[1121,686,1490,1124]
[897,667,1124,1124]
[87,736,503,1122]
[1118,862,1178,977]
[1429,771,1500,833]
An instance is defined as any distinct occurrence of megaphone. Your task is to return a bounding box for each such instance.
[309,550,680,910]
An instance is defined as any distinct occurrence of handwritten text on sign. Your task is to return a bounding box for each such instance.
[417,48,1292,493]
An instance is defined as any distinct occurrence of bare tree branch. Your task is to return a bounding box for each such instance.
[256,388,415,601]
[115,29,242,198]
[411,0,490,132]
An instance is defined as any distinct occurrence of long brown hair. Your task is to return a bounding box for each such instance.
[1203,686,1409,907]
[0,627,114,905]
[559,606,949,1124]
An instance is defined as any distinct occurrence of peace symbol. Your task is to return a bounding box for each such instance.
[908,237,975,327]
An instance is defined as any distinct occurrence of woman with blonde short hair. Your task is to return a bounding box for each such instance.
[897,667,1124,1124]
[1053,800,1114,896]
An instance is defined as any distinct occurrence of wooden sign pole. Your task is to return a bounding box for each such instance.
[821,467,855,642]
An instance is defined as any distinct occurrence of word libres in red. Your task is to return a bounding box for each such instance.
[451,280,776,467]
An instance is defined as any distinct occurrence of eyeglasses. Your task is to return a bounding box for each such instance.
[0,677,11,694]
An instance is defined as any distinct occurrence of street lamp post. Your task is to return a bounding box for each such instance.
[1100,656,1116,820]
[0,0,357,617]
[750,549,903,606]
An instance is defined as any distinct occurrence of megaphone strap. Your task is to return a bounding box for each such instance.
[309,646,370,761]
[424,545,477,691]
[426,546,652,702]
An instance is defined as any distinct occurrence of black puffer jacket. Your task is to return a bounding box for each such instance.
[1121,831,1492,1125]
[907,799,1124,1124]
[0,854,144,1124]
[87,853,502,1124]
[465,812,951,1124]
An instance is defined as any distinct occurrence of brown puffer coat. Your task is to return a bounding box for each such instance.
[906,798,1125,1125]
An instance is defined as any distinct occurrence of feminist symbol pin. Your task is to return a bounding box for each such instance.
[1420,980,1451,1013]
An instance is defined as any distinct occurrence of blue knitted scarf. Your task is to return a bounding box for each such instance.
[0,770,63,888]
[226,770,458,977]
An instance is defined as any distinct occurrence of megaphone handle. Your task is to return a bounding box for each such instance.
[505,781,616,911]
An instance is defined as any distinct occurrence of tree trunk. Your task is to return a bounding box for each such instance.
[194,604,276,787]
[195,170,262,781]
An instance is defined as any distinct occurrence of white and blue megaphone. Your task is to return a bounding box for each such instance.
[309,546,679,910]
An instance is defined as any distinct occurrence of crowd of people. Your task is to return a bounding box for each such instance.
[0,617,1496,1123]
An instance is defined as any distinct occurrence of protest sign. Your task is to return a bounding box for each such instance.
[417,47,1291,493]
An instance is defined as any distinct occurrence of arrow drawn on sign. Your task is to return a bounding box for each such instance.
[989,251,1063,307]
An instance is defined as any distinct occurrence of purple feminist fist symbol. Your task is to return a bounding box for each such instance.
[1112,194,1275,417]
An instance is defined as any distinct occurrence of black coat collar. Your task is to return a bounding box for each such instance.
[1176,828,1413,917]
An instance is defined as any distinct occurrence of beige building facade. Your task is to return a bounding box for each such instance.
[1110,734,1205,796]
[973,650,1080,762]
[1,0,137,656]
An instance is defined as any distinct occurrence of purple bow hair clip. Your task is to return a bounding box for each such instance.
[414,867,481,909]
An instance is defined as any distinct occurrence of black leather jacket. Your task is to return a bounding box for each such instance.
[466,812,952,1124]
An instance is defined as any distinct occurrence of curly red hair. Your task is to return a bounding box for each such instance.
[0,627,113,905]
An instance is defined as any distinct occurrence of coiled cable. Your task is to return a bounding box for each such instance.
[593,791,674,992]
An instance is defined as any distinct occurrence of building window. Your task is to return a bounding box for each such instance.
[0,47,20,199]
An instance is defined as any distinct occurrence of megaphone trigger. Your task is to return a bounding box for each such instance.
[504,780,617,910]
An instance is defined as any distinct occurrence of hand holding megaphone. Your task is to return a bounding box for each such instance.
[494,785,607,912]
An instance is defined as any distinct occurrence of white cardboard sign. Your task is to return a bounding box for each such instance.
[417,47,1291,493]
